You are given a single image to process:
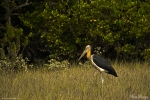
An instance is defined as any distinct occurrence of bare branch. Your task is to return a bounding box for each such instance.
[13,0,32,11]
[11,13,19,16]
[2,0,31,25]
[25,0,29,4]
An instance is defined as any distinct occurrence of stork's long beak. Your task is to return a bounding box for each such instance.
[78,50,87,61]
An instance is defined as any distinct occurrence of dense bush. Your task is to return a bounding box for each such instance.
[0,24,31,72]
[0,55,28,72]
[19,0,150,60]
[0,0,150,66]
[44,58,70,71]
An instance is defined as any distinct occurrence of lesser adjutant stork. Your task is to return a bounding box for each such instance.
[78,45,118,83]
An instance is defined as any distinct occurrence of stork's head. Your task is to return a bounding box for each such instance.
[78,45,91,61]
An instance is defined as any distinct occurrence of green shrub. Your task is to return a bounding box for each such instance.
[0,24,31,72]
[78,61,92,68]
[44,59,70,71]
[141,48,150,61]
[0,55,28,72]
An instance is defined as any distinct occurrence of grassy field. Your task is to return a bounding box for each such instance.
[0,61,149,100]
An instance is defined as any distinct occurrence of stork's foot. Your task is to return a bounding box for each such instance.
[101,78,104,84]
[100,73,104,84]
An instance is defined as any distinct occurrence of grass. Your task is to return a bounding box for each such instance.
[0,61,149,100]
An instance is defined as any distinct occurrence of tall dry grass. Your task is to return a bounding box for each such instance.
[0,61,149,100]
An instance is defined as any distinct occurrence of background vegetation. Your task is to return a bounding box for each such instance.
[1,0,150,65]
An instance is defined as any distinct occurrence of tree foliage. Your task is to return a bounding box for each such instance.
[0,0,150,63]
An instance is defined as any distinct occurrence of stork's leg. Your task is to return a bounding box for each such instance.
[100,72,104,84]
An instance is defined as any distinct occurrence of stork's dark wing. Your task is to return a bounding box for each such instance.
[92,55,118,77]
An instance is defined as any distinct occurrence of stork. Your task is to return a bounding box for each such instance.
[78,45,118,83]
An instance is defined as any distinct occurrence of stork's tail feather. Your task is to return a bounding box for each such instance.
[108,71,118,77]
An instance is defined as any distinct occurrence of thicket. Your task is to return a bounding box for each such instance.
[0,0,150,71]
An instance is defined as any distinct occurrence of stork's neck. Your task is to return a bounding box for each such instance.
[87,50,91,59]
